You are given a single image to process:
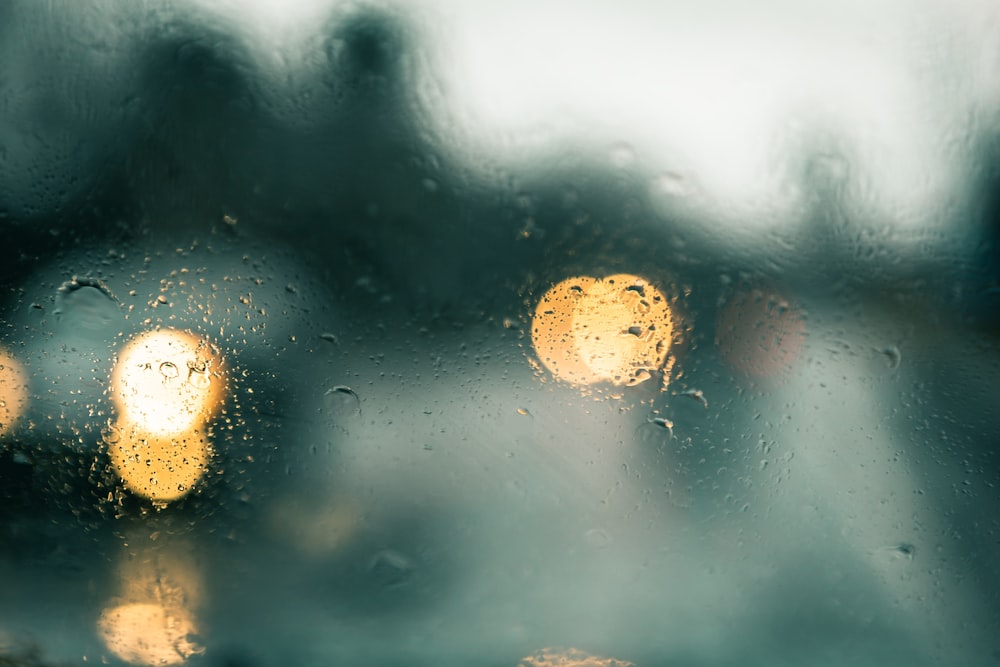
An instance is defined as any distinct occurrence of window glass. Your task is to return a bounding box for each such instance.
[1,1,999,666]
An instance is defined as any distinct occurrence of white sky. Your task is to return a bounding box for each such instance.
[206,0,1000,231]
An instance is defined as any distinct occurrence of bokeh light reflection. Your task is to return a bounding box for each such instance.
[97,543,204,666]
[0,347,28,437]
[106,426,212,503]
[108,329,228,502]
[518,647,634,667]
[531,274,673,387]
[111,329,227,437]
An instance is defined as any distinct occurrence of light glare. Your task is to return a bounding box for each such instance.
[106,426,211,503]
[111,329,226,437]
[0,348,28,437]
[519,647,634,667]
[97,544,204,666]
[98,603,202,667]
[108,329,227,502]
[532,274,673,387]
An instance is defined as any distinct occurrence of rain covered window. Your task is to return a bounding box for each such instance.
[2,1,1000,665]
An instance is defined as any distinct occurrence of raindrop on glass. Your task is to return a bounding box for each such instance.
[585,529,611,549]
[369,549,415,589]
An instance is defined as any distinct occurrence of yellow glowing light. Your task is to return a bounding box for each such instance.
[111,329,227,437]
[98,603,202,666]
[98,544,204,666]
[107,329,226,502]
[716,285,806,382]
[519,647,634,667]
[531,274,673,386]
[106,425,211,502]
[0,348,27,437]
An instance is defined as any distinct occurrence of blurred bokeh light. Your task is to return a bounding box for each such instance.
[715,284,806,382]
[531,275,673,387]
[0,1,998,666]
[518,647,633,667]
[0,348,27,437]
[107,329,227,502]
[97,541,204,666]
[110,329,227,438]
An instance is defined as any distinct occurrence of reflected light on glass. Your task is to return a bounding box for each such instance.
[106,426,212,503]
[97,545,204,666]
[111,329,227,437]
[108,329,227,502]
[0,347,28,437]
[98,603,202,667]
[716,285,806,381]
[532,274,673,387]
[519,647,634,667]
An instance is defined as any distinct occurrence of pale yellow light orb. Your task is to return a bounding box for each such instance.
[716,285,806,382]
[98,542,203,665]
[107,424,211,502]
[0,348,28,436]
[531,276,598,385]
[519,647,634,667]
[98,602,203,666]
[111,329,226,437]
[532,274,673,386]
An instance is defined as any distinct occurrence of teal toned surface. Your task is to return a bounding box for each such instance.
[1,2,999,666]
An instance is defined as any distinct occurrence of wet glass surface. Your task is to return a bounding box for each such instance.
[2,1,1000,666]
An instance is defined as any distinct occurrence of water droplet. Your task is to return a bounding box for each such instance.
[637,417,673,446]
[328,385,359,404]
[102,424,121,445]
[53,279,122,336]
[585,529,611,549]
[872,542,917,568]
[679,388,708,408]
[654,171,692,197]
[886,543,915,560]
[323,385,362,426]
[626,369,653,386]
[159,362,179,379]
[881,345,901,369]
[610,142,635,168]
[369,549,415,589]
[187,369,211,390]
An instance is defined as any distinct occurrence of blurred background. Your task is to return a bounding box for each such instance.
[1,1,1000,665]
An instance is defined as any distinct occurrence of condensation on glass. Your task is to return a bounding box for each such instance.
[1,1,999,667]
